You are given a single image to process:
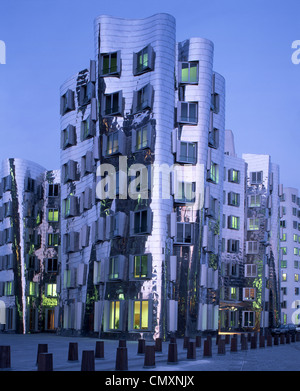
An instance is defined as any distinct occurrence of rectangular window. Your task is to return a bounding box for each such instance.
[281,233,287,242]
[4,281,13,296]
[243,287,256,301]
[47,233,59,247]
[29,281,37,297]
[208,128,219,149]
[245,264,257,277]
[107,132,119,155]
[178,141,197,164]
[109,301,120,330]
[81,116,96,140]
[48,184,59,197]
[133,300,149,330]
[46,284,57,297]
[243,311,255,327]
[294,248,298,256]
[295,274,299,282]
[294,234,298,242]
[100,51,121,76]
[175,181,195,203]
[281,247,287,255]
[249,195,261,207]
[136,126,148,150]
[47,258,58,273]
[246,241,259,254]
[281,260,287,268]
[282,273,287,282]
[227,239,239,253]
[250,171,263,184]
[133,45,154,75]
[102,91,122,116]
[228,169,240,184]
[131,209,151,235]
[179,61,198,84]
[178,102,198,124]
[48,208,59,222]
[248,218,260,231]
[60,89,75,116]
[230,287,238,300]
[108,256,120,280]
[208,162,219,184]
[133,255,149,279]
[228,215,240,230]
[211,93,220,114]
[228,192,240,207]
[176,222,193,244]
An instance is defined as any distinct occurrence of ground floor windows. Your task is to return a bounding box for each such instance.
[242,311,255,327]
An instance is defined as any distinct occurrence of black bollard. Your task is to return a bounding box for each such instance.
[218,339,226,355]
[144,345,156,368]
[259,335,265,348]
[68,342,78,361]
[250,336,257,349]
[187,341,196,360]
[231,337,238,352]
[225,334,230,344]
[280,334,285,345]
[154,338,162,353]
[95,341,105,359]
[195,335,201,348]
[38,353,53,371]
[115,347,128,371]
[119,339,126,347]
[267,335,273,347]
[81,350,95,371]
[0,346,11,369]
[36,344,48,365]
[137,338,146,355]
[203,339,212,357]
[274,335,279,345]
[241,335,248,350]
[183,336,190,349]
[167,343,178,365]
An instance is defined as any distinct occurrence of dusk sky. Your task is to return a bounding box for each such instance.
[0,0,299,189]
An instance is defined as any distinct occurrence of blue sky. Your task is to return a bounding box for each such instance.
[0,0,299,189]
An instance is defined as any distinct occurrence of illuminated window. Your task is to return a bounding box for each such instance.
[281,260,287,268]
[281,233,287,242]
[228,215,240,230]
[136,126,148,150]
[109,301,120,330]
[4,281,13,296]
[295,234,299,242]
[281,247,287,255]
[133,255,150,279]
[29,281,37,296]
[282,273,287,282]
[295,274,299,282]
[230,287,238,300]
[109,256,120,280]
[133,300,149,330]
[107,132,119,155]
[208,162,219,184]
[133,45,154,75]
[179,62,198,84]
[48,208,59,222]
[249,195,261,207]
[243,287,256,301]
[47,233,59,247]
[46,284,57,297]
[248,218,259,231]
[294,248,298,256]
[228,169,240,184]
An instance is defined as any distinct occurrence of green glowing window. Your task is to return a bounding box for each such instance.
[109,301,120,330]
[180,62,198,84]
[294,234,298,242]
[281,233,287,241]
[133,300,149,330]
[29,281,37,296]
[294,248,298,256]
[48,208,59,222]
[47,233,59,247]
[228,215,240,230]
[281,260,287,268]
[281,247,287,255]
[134,45,154,75]
[248,218,259,231]
[208,162,219,184]
[228,169,240,184]
[101,51,120,76]
[4,281,13,296]
[249,195,261,207]
[230,287,237,300]
[46,284,57,297]
[134,255,149,279]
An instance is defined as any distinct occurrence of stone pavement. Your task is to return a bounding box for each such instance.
[0,332,300,372]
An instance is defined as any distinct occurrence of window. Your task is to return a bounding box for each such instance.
[46,284,57,297]
[207,162,219,184]
[108,256,126,281]
[176,222,193,244]
[47,233,59,247]
[177,102,198,124]
[228,169,240,184]
[178,141,197,164]
[46,258,58,273]
[48,209,59,222]
[228,215,240,230]
[293,208,297,216]
[132,84,153,113]
[100,51,121,76]
[280,220,286,228]
[62,160,78,184]
[131,123,153,152]
[281,260,287,268]
[29,281,37,296]
[245,264,257,277]
[248,218,260,231]
[294,248,298,256]
[81,116,96,141]
[61,125,76,150]
[281,233,287,242]
[208,128,219,149]
[211,93,220,114]
[250,171,263,185]
[227,239,239,253]
[133,45,154,75]
[243,311,255,327]
[294,234,298,242]
[131,209,152,235]
[295,261,299,269]
[131,254,151,279]
[79,81,95,106]
[249,195,261,207]
[295,274,299,282]
[175,181,195,203]
[228,192,240,207]
[102,130,126,156]
[60,89,75,116]
[230,287,238,300]
[63,195,78,218]
[281,247,287,255]
[48,184,59,197]
[102,91,123,116]
[4,281,14,296]
[179,61,198,84]
[109,301,121,330]
[282,273,287,282]
[133,300,149,330]
[243,287,256,301]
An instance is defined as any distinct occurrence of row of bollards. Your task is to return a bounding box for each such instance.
[2,331,300,371]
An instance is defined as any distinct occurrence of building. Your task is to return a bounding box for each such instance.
[0,158,60,333]
[279,187,300,325]
[58,13,226,339]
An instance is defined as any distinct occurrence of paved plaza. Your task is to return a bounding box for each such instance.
[0,332,300,373]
